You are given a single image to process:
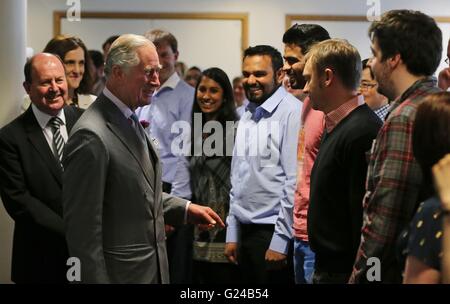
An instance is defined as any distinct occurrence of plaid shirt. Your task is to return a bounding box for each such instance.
[350,78,441,283]
[373,103,390,122]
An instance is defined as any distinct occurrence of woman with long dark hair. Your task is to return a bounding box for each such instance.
[43,35,95,108]
[189,67,240,283]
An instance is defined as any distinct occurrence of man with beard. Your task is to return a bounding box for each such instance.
[224,45,301,284]
[282,23,330,284]
[0,53,83,283]
[136,29,195,283]
[350,10,443,283]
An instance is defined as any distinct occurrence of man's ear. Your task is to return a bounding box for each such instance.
[323,68,334,87]
[275,68,285,85]
[23,81,31,94]
[388,53,401,70]
[111,65,124,79]
[174,51,179,62]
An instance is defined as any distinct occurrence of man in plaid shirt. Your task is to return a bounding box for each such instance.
[350,10,443,283]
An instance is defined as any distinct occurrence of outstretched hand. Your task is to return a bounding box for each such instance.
[187,203,225,230]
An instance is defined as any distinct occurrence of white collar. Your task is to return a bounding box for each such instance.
[103,86,134,119]
[31,103,66,129]
[155,72,180,94]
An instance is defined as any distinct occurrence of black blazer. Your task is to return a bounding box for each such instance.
[0,105,83,283]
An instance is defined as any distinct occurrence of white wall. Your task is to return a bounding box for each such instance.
[0,202,13,284]
[0,0,26,284]
[27,0,450,79]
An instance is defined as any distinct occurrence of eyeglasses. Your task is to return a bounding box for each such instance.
[359,82,377,90]
[445,57,449,65]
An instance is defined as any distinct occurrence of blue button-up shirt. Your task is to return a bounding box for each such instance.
[226,86,302,254]
[136,72,194,198]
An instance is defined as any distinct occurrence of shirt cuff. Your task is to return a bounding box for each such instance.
[225,216,239,243]
[184,201,191,224]
[269,233,290,255]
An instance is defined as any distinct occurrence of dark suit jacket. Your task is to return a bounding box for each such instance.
[0,105,83,283]
[62,94,187,283]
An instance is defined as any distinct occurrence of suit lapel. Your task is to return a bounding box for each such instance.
[64,105,80,132]
[24,108,62,185]
[146,134,163,216]
[99,97,155,188]
[145,134,160,187]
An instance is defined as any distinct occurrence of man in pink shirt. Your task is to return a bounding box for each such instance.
[282,24,330,283]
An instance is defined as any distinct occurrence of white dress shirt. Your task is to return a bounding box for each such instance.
[31,104,68,157]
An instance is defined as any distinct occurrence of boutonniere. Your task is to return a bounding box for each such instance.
[140,120,150,129]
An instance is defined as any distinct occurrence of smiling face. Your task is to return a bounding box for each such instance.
[242,55,281,104]
[63,47,85,90]
[24,54,68,116]
[156,42,178,84]
[283,43,306,90]
[359,67,377,100]
[122,45,161,110]
[196,76,224,120]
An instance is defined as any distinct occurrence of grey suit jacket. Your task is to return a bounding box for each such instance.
[62,94,187,284]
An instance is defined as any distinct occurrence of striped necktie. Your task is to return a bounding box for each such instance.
[49,116,65,163]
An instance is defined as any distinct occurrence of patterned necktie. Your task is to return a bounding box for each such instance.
[49,116,65,163]
[130,113,147,145]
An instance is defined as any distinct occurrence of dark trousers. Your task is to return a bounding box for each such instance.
[312,270,351,284]
[164,181,194,284]
[166,225,194,283]
[193,260,241,284]
[238,224,294,284]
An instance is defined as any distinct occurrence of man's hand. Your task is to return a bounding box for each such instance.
[265,249,287,270]
[165,224,175,237]
[433,153,450,210]
[187,203,225,229]
[438,67,450,91]
[224,242,238,265]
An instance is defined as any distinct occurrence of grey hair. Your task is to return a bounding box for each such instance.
[104,34,152,78]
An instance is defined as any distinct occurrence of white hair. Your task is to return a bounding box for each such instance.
[104,34,153,78]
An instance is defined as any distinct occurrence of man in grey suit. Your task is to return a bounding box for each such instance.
[62,34,224,284]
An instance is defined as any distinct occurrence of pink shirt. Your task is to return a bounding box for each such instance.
[293,97,324,241]
[324,95,364,133]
